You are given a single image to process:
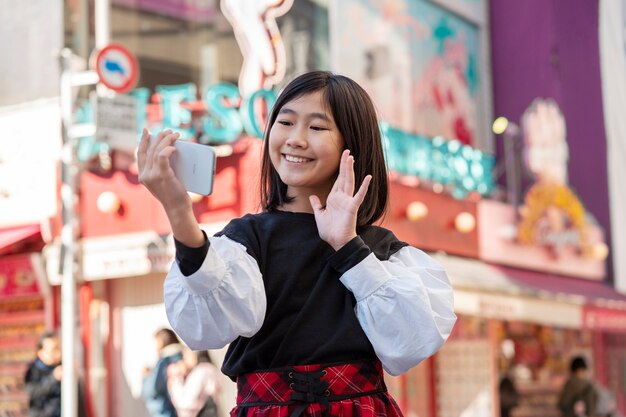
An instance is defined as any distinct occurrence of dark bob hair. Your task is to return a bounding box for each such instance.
[36,330,59,350]
[154,328,180,348]
[259,71,388,226]
[570,356,588,373]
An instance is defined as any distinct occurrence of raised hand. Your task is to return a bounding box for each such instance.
[309,150,372,251]
[137,129,204,247]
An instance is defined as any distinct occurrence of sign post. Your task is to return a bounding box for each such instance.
[58,41,137,417]
[94,43,139,94]
[59,48,98,417]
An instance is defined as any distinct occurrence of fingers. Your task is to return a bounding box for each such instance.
[138,129,181,186]
[335,149,355,195]
[353,175,372,206]
[148,130,179,165]
[137,128,151,169]
[138,128,150,152]
[345,153,355,196]
[145,129,164,163]
[309,195,323,213]
[151,130,178,157]
[332,150,348,193]
[156,146,178,172]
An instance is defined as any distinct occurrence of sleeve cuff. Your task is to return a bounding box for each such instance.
[174,230,210,276]
[328,236,372,275]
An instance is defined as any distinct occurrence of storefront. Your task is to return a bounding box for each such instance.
[49,1,623,417]
[377,172,620,417]
[382,252,626,417]
[434,254,625,417]
[0,225,52,415]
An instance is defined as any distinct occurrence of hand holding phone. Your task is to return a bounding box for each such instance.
[169,140,217,196]
[139,130,213,247]
[147,134,217,196]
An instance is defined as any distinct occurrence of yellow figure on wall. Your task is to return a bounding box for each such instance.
[516,99,591,258]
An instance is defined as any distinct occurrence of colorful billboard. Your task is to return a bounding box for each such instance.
[332,0,485,146]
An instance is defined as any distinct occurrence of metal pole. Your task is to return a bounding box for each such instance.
[59,47,98,417]
[77,0,90,60]
[95,0,110,48]
[60,47,79,417]
[95,0,111,98]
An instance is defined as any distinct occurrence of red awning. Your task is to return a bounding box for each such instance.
[432,252,626,329]
[0,224,43,256]
[492,265,626,306]
[0,253,43,299]
[493,266,626,333]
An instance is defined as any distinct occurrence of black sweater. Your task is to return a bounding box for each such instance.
[175,211,407,378]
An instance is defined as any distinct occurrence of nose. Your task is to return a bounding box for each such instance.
[285,125,308,149]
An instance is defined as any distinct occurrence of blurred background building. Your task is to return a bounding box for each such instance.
[0,0,625,416]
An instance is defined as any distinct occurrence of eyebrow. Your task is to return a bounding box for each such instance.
[278,107,332,122]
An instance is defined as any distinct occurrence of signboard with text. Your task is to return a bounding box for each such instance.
[94,94,138,153]
[583,306,626,333]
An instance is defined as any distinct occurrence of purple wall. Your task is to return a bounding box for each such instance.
[489,0,612,278]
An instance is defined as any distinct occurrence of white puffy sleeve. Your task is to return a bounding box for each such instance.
[337,241,456,376]
[163,235,266,350]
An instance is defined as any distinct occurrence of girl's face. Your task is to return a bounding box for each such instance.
[268,91,345,209]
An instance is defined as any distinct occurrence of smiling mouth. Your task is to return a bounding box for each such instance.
[283,154,312,163]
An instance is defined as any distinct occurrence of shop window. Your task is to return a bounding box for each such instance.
[495,321,594,417]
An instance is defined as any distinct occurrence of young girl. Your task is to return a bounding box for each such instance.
[138,71,456,417]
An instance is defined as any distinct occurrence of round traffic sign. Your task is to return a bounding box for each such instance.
[94,43,139,93]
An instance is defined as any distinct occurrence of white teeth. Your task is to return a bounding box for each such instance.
[285,155,309,163]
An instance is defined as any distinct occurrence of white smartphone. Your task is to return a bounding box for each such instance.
[169,140,217,196]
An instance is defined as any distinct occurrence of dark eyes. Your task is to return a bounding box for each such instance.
[276,120,328,131]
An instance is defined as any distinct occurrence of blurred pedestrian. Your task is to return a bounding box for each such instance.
[167,348,221,417]
[142,328,184,417]
[558,356,598,417]
[24,331,62,417]
[499,371,519,417]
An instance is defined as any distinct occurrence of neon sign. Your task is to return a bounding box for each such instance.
[75,82,495,200]
[381,122,495,199]
[130,81,277,144]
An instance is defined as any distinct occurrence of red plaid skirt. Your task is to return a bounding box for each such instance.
[231,361,403,417]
